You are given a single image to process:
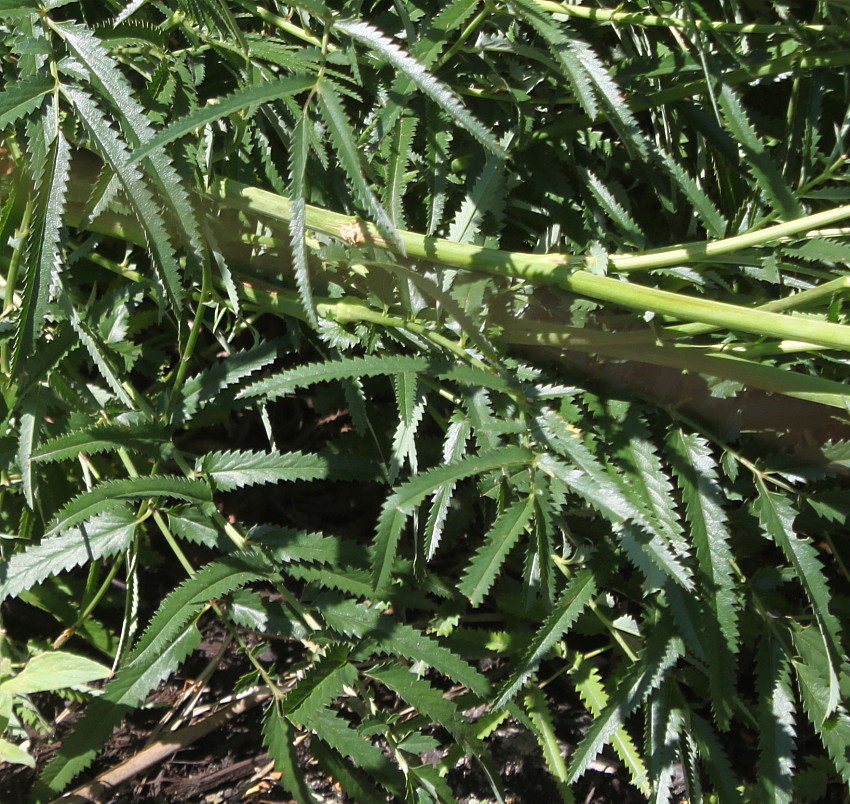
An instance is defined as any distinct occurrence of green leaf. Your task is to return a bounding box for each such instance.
[301,707,405,797]
[0,651,111,694]
[262,704,321,804]
[568,625,682,784]
[198,449,379,491]
[54,287,137,409]
[131,76,315,163]
[284,645,358,722]
[315,596,489,697]
[32,422,168,463]
[424,414,470,559]
[646,683,684,804]
[0,75,51,128]
[335,19,504,158]
[667,429,738,724]
[569,655,649,796]
[718,84,802,219]
[756,636,796,804]
[372,445,533,592]
[34,554,267,798]
[62,86,184,313]
[172,338,283,423]
[366,662,465,738]
[45,476,212,538]
[521,686,574,803]
[753,479,843,718]
[310,740,388,804]
[0,507,137,603]
[0,737,35,767]
[13,123,71,373]
[288,109,318,328]
[458,494,535,605]
[239,353,438,402]
[56,21,208,278]
[792,626,850,783]
[315,80,401,247]
[494,570,596,707]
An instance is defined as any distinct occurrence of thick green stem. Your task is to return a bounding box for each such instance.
[533,1,826,34]
[213,179,850,352]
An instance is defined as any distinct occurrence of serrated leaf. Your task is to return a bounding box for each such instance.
[172,338,283,424]
[301,707,405,796]
[792,626,850,783]
[54,287,136,409]
[45,476,212,538]
[521,686,574,803]
[315,81,401,248]
[34,553,267,798]
[459,494,535,605]
[372,445,533,592]
[315,596,489,696]
[13,123,70,373]
[56,21,212,297]
[424,415,470,559]
[718,84,802,219]
[336,19,504,158]
[0,75,51,128]
[131,76,315,163]
[284,646,358,722]
[366,662,464,735]
[667,429,738,725]
[646,683,684,804]
[62,86,184,313]
[568,625,682,784]
[0,507,137,603]
[753,479,843,718]
[262,704,321,804]
[32,422,168,463]
[494,570,595,707]
[239,353,438,402]
[288,109,318,327]
[756,636,796,804]
[199,449,379,491]
[569,655,649,795]
[310,740,387,804]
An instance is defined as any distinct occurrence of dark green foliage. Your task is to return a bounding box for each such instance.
[1,0,849,800]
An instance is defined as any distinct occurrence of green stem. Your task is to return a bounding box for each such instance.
[1,196,33,374]
[212,178,850,276]
[53,554,126,650]
[118,447,196,576]
[504,319,850,409]
[230,0,326,47]
[441,2,492,63]
[213,179,850,351]
[532,1,826,34]
[165,255,212,421]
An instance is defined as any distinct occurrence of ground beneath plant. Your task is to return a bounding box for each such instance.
[0,603,664,804]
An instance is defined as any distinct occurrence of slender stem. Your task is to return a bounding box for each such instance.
[230,0,326,47]
[441,3,492,63]
[119,447,197,576]
[53,554,126,649]
[165,255,212,421]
